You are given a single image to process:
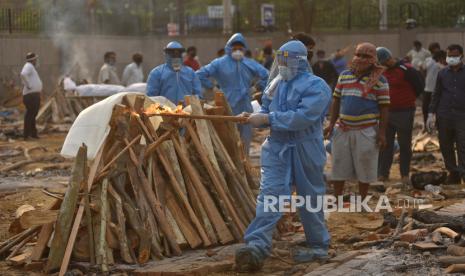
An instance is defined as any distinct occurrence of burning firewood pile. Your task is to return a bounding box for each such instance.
[0,93,258,274]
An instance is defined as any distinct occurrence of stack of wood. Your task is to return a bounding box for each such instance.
[36,84,106,125]
[0,93,258,275]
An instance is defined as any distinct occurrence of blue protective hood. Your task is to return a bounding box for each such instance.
[165,41,184,50]
[225,33,248,55]
[278,40,309,74]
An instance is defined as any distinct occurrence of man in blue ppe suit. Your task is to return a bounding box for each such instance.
[146,41,201,105]
[235,40,331,272]
[197,33,268,152]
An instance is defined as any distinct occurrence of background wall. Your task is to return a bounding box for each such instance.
[1,28,464,94]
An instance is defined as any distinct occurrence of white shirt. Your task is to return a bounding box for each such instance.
[121,62,144,86]
[407,48,431,70]
[98,63,120,85]
[20,62,42,95]
[424,57,444,93]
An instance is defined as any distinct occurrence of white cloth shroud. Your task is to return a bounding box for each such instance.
[61,93,171,160]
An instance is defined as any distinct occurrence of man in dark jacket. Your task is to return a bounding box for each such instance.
[376,47,424,186]
[427,44,465,184]
[312,50,339,89]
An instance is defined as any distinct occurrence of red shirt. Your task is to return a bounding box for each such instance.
[184,57,200,71]
[383,61,421,111]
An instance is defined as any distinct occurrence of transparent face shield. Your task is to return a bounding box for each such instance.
[165,48,185,71]
[268,50,307,82]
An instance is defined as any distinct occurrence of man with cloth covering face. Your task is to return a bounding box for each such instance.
[325,43,390,200]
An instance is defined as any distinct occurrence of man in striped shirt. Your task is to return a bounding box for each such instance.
[324,43,390,200]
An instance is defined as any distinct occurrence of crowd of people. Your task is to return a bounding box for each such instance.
[19,32,465,272]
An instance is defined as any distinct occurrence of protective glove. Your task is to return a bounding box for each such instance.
[248,113,269,128]
[426,113,435,133]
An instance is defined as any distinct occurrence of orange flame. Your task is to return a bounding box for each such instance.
[144,103,188,115]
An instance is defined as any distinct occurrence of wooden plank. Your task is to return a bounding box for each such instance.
[19,209,59,229]
[165,185,203,248]
[58,144,104,276]
[98,179,109,273]
[184,121,245,239]
[172,135,232,245]
[125,140,182,256]
[30,223,53,261]
[29,199,62,261]
[46,145,87,273]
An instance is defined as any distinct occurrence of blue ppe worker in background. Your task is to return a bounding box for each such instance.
[235,40,331,272]
[197,33,269,152]
[146,41,201,105]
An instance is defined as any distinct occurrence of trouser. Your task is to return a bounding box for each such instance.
[437,116,465,179]
[23,92,41,138]
[422,91,432,126]
[378,110,414,178]
[244,136,330,258]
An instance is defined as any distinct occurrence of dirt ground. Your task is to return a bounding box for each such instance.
[0,108,464,275]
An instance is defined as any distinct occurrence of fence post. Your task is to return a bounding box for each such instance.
[7,8,12,34]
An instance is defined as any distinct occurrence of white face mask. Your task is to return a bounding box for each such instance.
[278,65,294,80]
[231,50,244,61]
[446,56,462,66]
[171,58,182,71]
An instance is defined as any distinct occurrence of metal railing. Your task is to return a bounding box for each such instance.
[1,1,465,35]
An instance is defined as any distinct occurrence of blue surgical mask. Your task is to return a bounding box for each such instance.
[278,65,294,80]
[171,58,182,71]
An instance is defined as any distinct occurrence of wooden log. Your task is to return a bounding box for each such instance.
[98,179,109,273]
[209,125,255,222]
[130,116,212,246]
[439,256,465,266]
[30,199,63,261]
[447,245,465,256]
[165,185,203,248]
[108,186,134,264]
[111,172,152,262]
[159,140,187,197]
[183,171,218,245]
[213,92,257,192]
[126,163,163,262]
[142,140,211,247]
[445,264,465,273]
[36,94,55,123]
[83,192,95,265]
[7,252,31,266]
[6,233,34,260]
[94,135,141,183]
[412,209,465,232]
[124,139,182,256]
[189,97,225,188]
[30,223,54,261]
[434,227,459,239]
[46,145,87,273]
[58,143,105,276]
[147,113,248,122]
[0,226,40,257]
[172,137,233,243]
[184,121,244,240]
[19,209,59,229]
[151,157,186,252]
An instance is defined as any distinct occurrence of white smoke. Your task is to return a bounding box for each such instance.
[42,1,92,82]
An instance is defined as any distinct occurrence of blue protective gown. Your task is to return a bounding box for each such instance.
[196,33,269,149]
[146,63,201,105]
[244,44,331,258]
